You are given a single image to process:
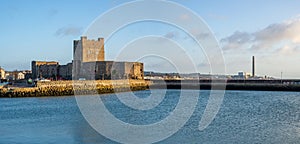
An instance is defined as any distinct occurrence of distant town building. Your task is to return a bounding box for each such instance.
[245,73,251,79]
[237,71,246,79]
[5,73,10,80]
[0,67,5,79]
[5,70,26,81]
[23,70,32,80]
[17,72,25,80]
[231,71,249,79]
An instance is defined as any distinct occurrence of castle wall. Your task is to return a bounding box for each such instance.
[80,61,144,80]
[32,36,144,81]
[32,61,59,79]
[58,63,73,80]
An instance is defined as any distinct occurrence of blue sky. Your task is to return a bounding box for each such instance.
[1,0,300,78]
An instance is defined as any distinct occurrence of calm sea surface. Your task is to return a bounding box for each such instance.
[0,90,300,144]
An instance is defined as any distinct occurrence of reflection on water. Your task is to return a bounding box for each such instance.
[0,90,300,143]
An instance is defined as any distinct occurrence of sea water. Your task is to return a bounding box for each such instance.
[0,90,299,143]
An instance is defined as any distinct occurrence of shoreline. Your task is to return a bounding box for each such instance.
[1,79,300,98]
[0,80,150,98]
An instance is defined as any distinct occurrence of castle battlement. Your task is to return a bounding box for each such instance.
[74,36,105,62]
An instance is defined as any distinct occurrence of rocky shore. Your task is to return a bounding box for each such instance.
[0,80,151,98]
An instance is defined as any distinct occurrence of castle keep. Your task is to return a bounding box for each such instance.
[73,36,105,62]
[32,36,144,80]
[74,36,144,80]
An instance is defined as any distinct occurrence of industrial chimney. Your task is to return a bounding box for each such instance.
[252,56,255,77]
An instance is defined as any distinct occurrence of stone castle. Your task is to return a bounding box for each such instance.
[74,36,105,62]
[32,61,59,80]
[32,36,144,80]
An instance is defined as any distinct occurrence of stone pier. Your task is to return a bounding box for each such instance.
[0,80,151,98]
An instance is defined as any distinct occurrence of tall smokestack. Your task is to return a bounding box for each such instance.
[252,56,255,77]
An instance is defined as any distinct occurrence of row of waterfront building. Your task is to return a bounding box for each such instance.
[0,68,31,81]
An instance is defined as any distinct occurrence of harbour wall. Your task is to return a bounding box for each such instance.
[0,80,150,98]
[151,80,300,92]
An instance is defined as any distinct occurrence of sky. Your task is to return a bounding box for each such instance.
[1,0,300,78]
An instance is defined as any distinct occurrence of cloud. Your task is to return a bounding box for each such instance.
[195,32,210,40]
[221,16,300,53]
[55,26,82,37]
[275,44,300,55]
[47,9,58,17]
[183,30,211,41]
[197,62,209,67]
[221,31,252,44]
[221,31,252,50]
[164,29,211,42]
[164,31,179,39]
[179,13,190,21]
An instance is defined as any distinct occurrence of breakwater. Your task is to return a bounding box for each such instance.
[0,80,150,98]
[151,80,300,92]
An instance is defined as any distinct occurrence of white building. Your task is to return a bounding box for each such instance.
[5,71,26,81]
[0,67,5,79]
[236,71,252,79]
[17,72,25,80]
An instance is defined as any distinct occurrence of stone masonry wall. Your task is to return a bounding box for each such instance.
[0,80,151,97]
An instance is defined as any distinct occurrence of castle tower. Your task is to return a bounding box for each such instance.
[73,36,105,79]
[73,36,105,62]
